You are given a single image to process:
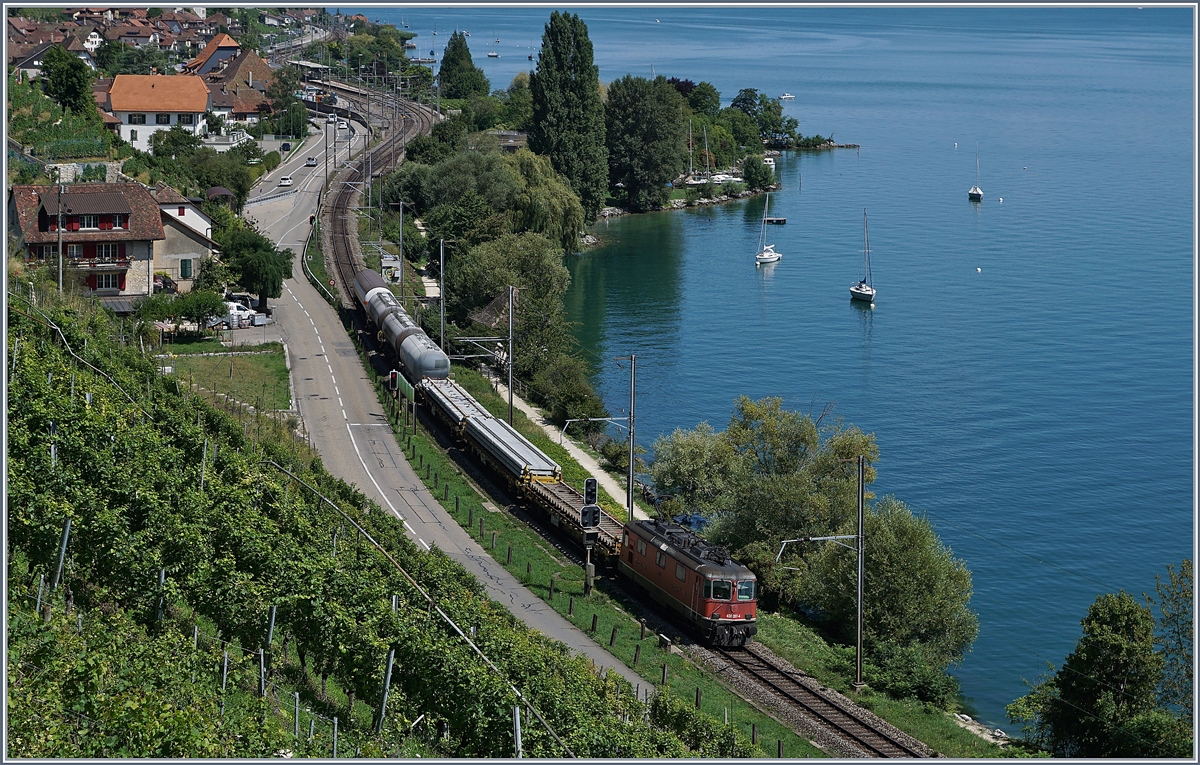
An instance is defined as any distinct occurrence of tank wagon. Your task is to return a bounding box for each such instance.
[620,518,758,646]
[351,267,757,644]
[353,270,450,380]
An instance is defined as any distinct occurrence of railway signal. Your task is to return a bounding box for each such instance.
[580,504,600,529]
[584,477,597,505]
[388,370,398,391]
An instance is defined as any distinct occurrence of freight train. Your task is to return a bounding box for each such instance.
[352,268,757,646]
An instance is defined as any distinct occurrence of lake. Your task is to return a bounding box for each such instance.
[353,5,1194,731]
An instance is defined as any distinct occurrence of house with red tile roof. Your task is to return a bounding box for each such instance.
[203,48,273,125]
[8,183,165,302]
[183,31,239,74]
[105,74,210,151]
[149,183,219,292]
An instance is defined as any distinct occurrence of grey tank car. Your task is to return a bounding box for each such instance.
[353,269,450,380]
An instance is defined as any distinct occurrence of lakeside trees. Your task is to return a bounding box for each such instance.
[529,11,609,221]
[605,75,688,212]
[1007,585,1192,757]
[650,396,980,706]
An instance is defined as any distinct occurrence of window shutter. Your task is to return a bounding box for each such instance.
[118,272,126,291]
[179,206,186,216]
[85,273,96,290]
[118,243,126,259]
[84,243,95,259]
[69,219,79,231]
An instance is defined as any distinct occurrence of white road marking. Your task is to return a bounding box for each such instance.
[337,397,343,407]
[343,421,407,522]
[419,538,430,550]
[335,386,340,395]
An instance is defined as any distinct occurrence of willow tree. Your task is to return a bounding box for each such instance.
[529,11,608,221]
[438,31,489,99]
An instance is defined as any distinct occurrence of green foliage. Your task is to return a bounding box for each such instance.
[262,150,281,173]
[1007,591,1182,757]
[729,88,802,148]
[529,11,608,221]
[3,295,722,758]
[149,125,202,161]
[719,106,761,149]
[868,640,962,707]
[8,74,117,160]
[742,154,775,190]
[277,101,309,139]
[219,228,293,309]
[800,496,979,670]
[529,354,609,428]
[604,75,688,212]
[96,42,172,77]
[688,81,721,118]
[502,72,534,130]
[42,44,96,113]
[438,31,490,99]
[1145,559,1192,721]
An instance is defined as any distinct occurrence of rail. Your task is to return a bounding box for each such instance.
[712,646,930,758]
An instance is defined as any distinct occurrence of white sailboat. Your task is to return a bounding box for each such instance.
[850,208,876,303]
[488,30,499,57]
[968,142,983,202]
[756,194,782,265]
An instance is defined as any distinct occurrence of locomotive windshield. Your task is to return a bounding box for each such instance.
[738,580,755,601]
[711,580,732,600]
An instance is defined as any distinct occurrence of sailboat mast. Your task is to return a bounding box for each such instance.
[689,120,693,177]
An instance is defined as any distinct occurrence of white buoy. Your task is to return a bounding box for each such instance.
[954,142,958,148]
[977,267,982,272]
[998,197,1003,203]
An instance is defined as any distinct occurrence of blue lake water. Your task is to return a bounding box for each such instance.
[351,6,1195,730]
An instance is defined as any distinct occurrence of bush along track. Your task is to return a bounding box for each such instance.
[8,286,814,757]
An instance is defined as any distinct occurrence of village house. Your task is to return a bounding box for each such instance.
[8,183,165,308]
[182,31,239,74]
[104,74,210,152]
[149,183,218,293]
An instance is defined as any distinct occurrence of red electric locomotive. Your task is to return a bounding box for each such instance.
[618,518,758,646]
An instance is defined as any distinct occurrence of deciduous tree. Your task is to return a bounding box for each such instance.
[529,11,608,221]
[42,44,95,113]
[742,155,774,191]
[605,75,687,212]
[1007,591,1185,757]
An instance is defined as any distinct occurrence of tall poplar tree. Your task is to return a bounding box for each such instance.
[438,31,489,99]
[529,11,608,222]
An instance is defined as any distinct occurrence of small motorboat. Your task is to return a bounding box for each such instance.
[780,93,795,100]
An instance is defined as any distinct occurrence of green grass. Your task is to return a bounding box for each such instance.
[162,336,234,355]
[172,343,291,411]
[352,360,825,758]
[754,615,1006,758]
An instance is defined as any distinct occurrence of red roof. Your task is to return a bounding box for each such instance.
[10,184,166,245]
[108,74,209,113]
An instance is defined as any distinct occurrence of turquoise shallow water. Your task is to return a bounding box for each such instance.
[356,6,1194,729]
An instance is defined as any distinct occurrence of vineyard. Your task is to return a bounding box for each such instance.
[6,285,771,757]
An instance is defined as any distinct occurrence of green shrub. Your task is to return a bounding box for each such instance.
[684,187,701,206]
[263,151,281,172]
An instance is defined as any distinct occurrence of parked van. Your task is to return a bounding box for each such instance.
[223,302,255,328]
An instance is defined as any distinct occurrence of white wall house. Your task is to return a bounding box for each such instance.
[106,74,210,152]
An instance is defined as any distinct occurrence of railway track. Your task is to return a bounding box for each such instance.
[710,645,931,758]
[326,88,438,305]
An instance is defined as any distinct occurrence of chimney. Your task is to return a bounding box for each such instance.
[248,70,252,87]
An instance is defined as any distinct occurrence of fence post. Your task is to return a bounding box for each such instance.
[778,739,783,758]
[513,706,522,758]
[752,723,758,746]
[392,594,398,613]
[695,687,702,709]
[266,605,277,649]
[590,614,598,633]
[634,644,641,665]
[506,546,512,564]
[220,650,229,716]
[569,597,574,616]
[295,692,301,739]
[609,626,617,646]
[491,531,496,549]
[52,518,72,589]
[375,647,395,732]
[155,567,166,621]
[200,438,208,492]
[332,716,338,758]
[35,574,44,612]
[661,664,667,686]
[259,647,266,697]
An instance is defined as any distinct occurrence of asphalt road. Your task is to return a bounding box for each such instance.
[252,178,644,688]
